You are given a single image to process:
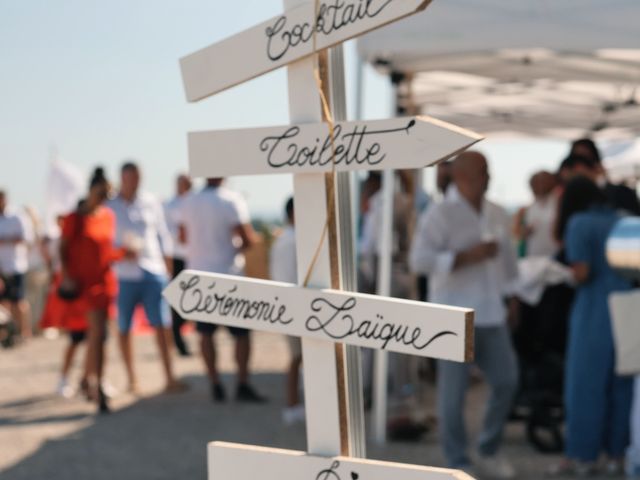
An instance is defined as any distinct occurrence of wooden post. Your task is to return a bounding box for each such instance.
[285,0,349,457]
[329,43,367,458]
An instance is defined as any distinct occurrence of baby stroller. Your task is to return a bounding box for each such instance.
[512,282,574,453]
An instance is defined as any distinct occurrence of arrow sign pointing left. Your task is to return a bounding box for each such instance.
[163,270,473,362]
[188,115,482,178]
[181,0,431,101]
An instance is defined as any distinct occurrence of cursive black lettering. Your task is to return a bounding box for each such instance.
[316,461,342,480]
[304,294,458,352]
[306,297,356,339]
[265,0,395,61]
[177,274,294,326]
[260,120,415,170]
[179,275,203,314]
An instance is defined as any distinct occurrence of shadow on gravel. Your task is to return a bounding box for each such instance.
[0,413,90,427]
[0,394,59,410]
[0,372,307,480]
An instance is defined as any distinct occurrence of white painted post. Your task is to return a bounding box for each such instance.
[285,0,347,457]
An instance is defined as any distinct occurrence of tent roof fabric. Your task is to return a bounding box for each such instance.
[357,1,640,139]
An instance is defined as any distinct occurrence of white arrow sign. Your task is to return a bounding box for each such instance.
[180,0,431,101]
[163,270,473,362]
[188,116,481,177]
[209,442,473,480]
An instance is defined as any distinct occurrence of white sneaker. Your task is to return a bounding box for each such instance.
[282,404,306,426]
[475,454,516,480]
[101,380,118,399]
[56,378,75,399]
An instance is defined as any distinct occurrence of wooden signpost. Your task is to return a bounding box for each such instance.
[173,0,481,478]
[188,117,481,177]
[180,0,432,101]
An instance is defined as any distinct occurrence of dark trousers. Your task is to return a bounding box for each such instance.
[171,258,189,355]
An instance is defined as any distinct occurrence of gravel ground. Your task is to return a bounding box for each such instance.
[0,329,619,479]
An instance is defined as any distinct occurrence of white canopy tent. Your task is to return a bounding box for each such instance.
[356,0,640,444]
[357,0,640,140]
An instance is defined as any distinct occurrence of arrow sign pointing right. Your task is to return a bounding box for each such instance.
[188,115,482,178]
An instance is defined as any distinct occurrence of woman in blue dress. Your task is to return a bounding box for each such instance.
[551,176,633,476]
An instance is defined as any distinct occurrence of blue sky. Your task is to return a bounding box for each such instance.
[0,0,568,220]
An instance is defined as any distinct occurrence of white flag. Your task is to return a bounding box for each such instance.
[43,156,85,237]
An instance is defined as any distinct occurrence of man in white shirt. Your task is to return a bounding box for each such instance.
[513,171,559,258]
[108,162,185,394]
[269,198,303,424]
[0,190,32,341]
[179,177,265,403]
[358,172,414,298]
[409,152,519,478]
[164,174,192,356]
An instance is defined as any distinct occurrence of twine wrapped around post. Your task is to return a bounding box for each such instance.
[301,0,340,288]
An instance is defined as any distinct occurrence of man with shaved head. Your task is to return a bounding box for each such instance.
[410,151,519,478]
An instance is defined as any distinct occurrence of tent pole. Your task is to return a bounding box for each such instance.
[372,71,403,444]
[330,44,367,458]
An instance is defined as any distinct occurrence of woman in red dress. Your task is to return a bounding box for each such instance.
[59,168,126,413]
[40,215,90,397]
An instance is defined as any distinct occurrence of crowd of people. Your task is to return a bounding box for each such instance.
[1,137,639,478]
[359,138,640,478]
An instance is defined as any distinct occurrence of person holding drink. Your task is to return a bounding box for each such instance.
[107,161,186,395]
[410,152,519,478]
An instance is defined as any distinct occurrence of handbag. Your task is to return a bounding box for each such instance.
[609,289,640,375]
[57,277,80,301]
